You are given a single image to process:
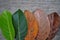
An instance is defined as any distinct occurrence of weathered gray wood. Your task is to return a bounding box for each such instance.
[0,0,60,40]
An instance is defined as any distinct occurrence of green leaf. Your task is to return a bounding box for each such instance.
[0,10,15,40]
[12,9,28,40]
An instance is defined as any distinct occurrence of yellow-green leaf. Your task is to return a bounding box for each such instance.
[0,10,15,40]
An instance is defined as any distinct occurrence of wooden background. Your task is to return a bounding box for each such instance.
[0,0,60,40]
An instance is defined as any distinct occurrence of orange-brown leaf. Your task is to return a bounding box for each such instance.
[24,10,38,40]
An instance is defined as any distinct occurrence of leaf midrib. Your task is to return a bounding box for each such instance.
[18,15,20,40]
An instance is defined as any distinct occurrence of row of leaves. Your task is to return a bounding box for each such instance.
[0,9,28,40]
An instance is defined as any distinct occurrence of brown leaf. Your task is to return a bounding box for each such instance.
[33,9,50,40]
[47,12,60,40]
